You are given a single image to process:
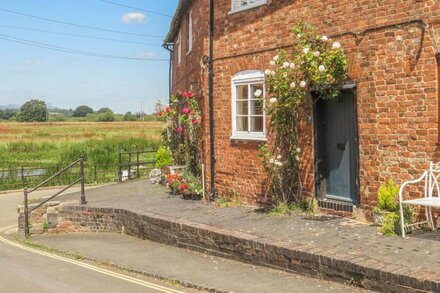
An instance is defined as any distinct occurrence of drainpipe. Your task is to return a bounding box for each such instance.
[208,0,215,200]
[162,43,174,101]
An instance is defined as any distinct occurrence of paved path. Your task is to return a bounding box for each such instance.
[32,233,370,293]
[51,180,440,276]
[0,188,190,293]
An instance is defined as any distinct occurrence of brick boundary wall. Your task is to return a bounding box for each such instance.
[19,204,440,292]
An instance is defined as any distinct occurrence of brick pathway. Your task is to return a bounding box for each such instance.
[53,180,440,291]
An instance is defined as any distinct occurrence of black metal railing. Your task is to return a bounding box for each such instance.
[0,149,157,191]
[117,148,156,182]
[23,157,86,237]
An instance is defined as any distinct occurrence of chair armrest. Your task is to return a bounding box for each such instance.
[399,171,428,203]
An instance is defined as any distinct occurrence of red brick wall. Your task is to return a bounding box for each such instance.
[171,0,440,210]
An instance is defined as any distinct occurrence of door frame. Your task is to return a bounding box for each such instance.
[312,83,360,206]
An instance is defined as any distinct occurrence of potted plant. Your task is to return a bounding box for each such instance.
[167,174,182,195]
[178,171,203,200]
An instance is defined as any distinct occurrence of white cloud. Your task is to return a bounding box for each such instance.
[137,52,156,59]
[24,60,43,66]
[121,12,146,23]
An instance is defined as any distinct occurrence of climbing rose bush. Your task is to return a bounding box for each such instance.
[158,91,203,176]
[260,22,348,205]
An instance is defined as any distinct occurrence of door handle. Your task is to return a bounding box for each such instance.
[337,143,345,150]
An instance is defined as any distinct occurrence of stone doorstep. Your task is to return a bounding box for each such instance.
[21,204,440,293]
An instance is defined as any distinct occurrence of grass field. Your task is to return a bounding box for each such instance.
[0,122,163,190]
[0,122,163,168]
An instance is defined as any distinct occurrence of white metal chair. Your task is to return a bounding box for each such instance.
[399,162,440,237]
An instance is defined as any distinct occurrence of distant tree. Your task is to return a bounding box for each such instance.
[0,109,4,120]
[97,107,113,114]
[73,105,94,117]
[3,109,18,120]
[123,112,137,121]
[17,99,47,122]
[97,111,115,122]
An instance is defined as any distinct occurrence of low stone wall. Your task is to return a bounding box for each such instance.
[18,202,121,234]
[19,204,440,293]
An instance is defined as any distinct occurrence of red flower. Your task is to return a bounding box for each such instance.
[182,91,193,99]
[179,183,188,191]
[165,106,170,113]
[191,119,199,125]
[177,127,184,134]
[190,110,195,115]
[182,107,190,114]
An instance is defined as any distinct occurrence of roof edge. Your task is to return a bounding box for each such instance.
[164,0,194,44]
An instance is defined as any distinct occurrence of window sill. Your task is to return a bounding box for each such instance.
[230,135,267,142]
[228,1,267,15]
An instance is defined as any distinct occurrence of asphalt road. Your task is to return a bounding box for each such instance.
[0,188,187,293]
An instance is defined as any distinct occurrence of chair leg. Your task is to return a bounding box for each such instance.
[429,206,435,231]
[400,202,406,238]
[425,206,429,227]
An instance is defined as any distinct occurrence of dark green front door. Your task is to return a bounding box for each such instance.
[314,89,359,204]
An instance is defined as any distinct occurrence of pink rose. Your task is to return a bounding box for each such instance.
[177,127,183,134]
[182,107,190,114]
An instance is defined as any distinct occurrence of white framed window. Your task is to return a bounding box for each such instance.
[230,0,267,14]
[187,11,193,54]
[231,70,266,141]
[176,29,181,65]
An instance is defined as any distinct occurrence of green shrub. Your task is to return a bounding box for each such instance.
[380,206,415,236]
[380,212,399,236]
[377,179,399,212]
[155,146,173,168]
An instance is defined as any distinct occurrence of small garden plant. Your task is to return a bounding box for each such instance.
[374,179,414,236]
[155,146,173,169]
[217,190,242,208]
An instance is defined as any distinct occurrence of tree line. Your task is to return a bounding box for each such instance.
[0,99,159,122]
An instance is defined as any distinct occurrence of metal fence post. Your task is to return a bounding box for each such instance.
[80,156,86,205]
[24,187,29,238]
[118,148,122,182]
[128,152,132,180]
[136,150,140,179]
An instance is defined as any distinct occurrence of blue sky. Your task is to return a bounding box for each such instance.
[0,0,178,113]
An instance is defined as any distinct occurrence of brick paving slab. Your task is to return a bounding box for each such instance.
[37,180,440,292]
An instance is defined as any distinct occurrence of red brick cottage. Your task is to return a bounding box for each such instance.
[164,0,440,215]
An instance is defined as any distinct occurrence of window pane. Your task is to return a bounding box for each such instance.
[250,116,263,132]
[250,83,263,99]
[236,101,248,115]
[250,99,263,115]
[236,85,248,100]
[236,117,248,131]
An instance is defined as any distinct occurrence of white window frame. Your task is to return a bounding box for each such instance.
[229,0,267,14]
[187,11,193,54]
[231,70,266,141]
[176,29,181,65]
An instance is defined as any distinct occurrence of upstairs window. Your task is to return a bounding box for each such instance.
[230,0,267,14]
[187,11,193,53]
[231,70,266,140]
